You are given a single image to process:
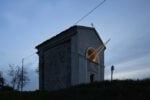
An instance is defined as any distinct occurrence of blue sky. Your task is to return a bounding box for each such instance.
[0,0,150,90]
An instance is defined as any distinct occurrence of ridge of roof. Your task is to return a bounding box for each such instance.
[36,25,94,49]
[35,25,104,49]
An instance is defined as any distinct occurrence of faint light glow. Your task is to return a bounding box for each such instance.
[87,48,98,62]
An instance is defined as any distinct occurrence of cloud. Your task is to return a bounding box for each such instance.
[105,53,150,80]
[3,11,28,29]
[113,67,150,79]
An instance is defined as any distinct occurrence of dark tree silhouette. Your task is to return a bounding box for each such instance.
[35,67,39,74]
[8,65,30,91]
[0,71,5,87]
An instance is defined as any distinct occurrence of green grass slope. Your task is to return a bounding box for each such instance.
[0,79,150,100]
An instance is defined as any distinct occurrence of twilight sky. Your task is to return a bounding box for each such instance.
[0,0,150,90]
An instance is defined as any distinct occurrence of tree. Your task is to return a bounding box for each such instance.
[8,65,17,89]
[0,71,5,87]
[8,65,30,91]
[35,67,39,74]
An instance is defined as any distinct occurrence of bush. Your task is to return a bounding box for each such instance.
[0,85,14,91]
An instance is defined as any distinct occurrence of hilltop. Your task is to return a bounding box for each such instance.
[0,79,150,100]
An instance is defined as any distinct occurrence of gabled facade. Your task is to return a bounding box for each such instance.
[36,25,105,91]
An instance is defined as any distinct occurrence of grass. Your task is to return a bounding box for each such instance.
[0,79,150,100]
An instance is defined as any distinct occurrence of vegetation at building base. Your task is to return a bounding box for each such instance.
[0,79,150,100]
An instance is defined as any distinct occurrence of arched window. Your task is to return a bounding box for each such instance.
[87,48,98,63]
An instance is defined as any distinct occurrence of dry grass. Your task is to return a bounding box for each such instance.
[0,79,150,100]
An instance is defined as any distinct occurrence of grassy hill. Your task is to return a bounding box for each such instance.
[0,79,150,100]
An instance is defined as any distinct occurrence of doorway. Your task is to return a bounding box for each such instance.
[90,74,94,83]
